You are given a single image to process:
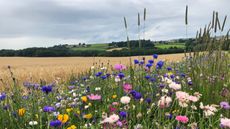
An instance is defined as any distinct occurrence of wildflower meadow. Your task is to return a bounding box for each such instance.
[0,6,230,129]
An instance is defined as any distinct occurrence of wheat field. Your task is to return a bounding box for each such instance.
[0,53,185,90]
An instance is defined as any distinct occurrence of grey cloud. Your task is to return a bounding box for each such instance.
[0,0,229,49]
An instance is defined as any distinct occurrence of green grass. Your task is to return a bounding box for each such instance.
[155,43,185,49]
[71,43,185,51]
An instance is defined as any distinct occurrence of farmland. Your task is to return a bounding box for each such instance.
[0,53,185,90]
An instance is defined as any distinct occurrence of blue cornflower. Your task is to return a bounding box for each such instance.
[163,74,168,78]
[165,113,173,119]
[153,54,158,59]
[101,75,107,80]
[41,85,52,94]
[139,60,144,65]
[170,74,175,79]
[0,93,6,101]
[134,59,139,64]
[148,60,154,64]
[134,92,142,100]
[3,105,10,110]
[50,120,62,127]
[86,86,90,92]
[167,67,172,71]
[95,72,103,77]
[83,77,88,81]
[106,73,111,77]
[145,75,151,80]
[188,81,193,85]
[159,84,165,88]
[43,106,56,112]
[145,98,152,104]
[156,61,164,69]
[119,111,127,118]
[180,73,186,77]
[150,78,156,82]
[118,72,125,79]
[146,63,152,68]
[130,90,137,96]
[130,90,142,100]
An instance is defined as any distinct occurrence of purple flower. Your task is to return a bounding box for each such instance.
[43,106,56,112]
[42,86,52,94]
[68,85,75,90]
[119,111,127,118]
[220,102,230,109]
[23,82,32,88]
[50,120,62,127]
[33,83,40,89]
[0,93,6,101]
[153,54,158,59]
[116,121,123,127]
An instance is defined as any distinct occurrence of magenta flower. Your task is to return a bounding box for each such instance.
[87,94,101,100]
[176,115,189,123]
[114,64,127,71]
[123,83,132,93]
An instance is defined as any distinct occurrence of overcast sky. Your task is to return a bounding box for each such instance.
[0,0,229,49]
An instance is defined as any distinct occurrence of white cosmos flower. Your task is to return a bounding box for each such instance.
[115,76,121,82]
[120,96,131,104]
[169,82,181,90]
[29,121,38,125]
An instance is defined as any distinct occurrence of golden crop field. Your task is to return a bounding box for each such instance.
[0,53,186,90]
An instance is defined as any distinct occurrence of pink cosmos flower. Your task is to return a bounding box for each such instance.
[123,83,132,93]
[176,115,189,123]
[188,95,199,102]
[112,102,119,106]
[157,96,172,108]
[87,94,101,100]
[220,118,230,128]
[176,91,189,102]
[114,64,127,71]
